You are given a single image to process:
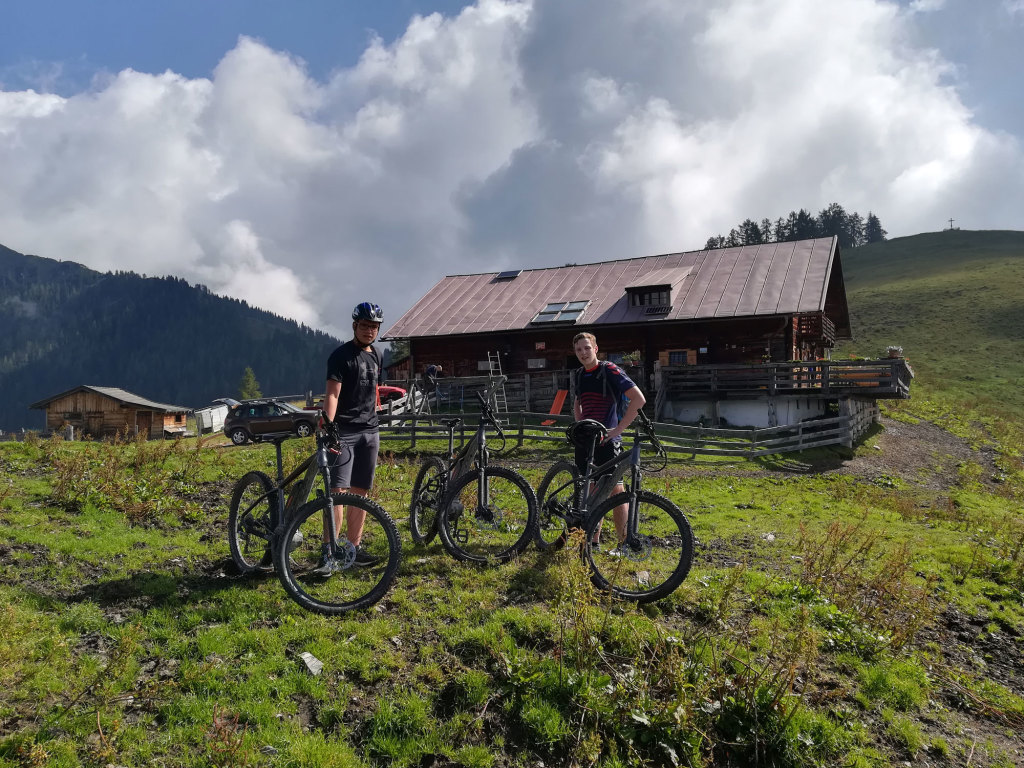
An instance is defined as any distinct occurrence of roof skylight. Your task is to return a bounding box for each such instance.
[531,300,589,324]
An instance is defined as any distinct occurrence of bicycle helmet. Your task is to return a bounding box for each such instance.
[566,419,608,449]
[352,302,384,323]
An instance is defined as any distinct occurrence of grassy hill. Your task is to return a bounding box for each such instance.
[838,230,1024,420]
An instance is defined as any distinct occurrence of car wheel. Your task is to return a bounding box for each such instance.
[230,428,250,445]
[295,421,313,438]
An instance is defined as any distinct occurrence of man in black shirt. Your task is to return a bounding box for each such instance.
[313,301,384,575]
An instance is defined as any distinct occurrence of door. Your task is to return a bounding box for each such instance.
[136,410,153,438]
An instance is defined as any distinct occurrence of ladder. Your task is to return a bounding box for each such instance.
[486,351,509,420]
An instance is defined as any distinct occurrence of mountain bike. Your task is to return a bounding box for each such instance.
[227,422,401,614]
[408,375,517,544]
[534,410,694,602]
[409,379,537,564]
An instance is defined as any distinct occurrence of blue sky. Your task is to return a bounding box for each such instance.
[1,1,473,91]
[2,0,1023,335]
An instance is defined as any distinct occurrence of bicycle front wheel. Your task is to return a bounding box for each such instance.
[409,456,445,545]
[275,493,401,615]
[534,460,580,551]
[438,466,537,564]
[228,471,277,575]
[584,490,694,603]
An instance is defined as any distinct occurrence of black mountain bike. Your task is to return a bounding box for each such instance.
[408,379,537,564]
[534,410,694,602]
[227,421,401,614]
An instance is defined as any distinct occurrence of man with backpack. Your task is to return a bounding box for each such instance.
[570,332,646,547]
[313,301,385,576]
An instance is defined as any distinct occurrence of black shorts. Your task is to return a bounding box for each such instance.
[328,430,380,491]
[574,440,622,478]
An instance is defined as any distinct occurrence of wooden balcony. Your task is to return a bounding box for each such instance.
[659,358,913,400]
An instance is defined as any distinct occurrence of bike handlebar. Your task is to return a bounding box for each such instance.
[634,410,666,455]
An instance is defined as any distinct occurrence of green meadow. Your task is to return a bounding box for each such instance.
[2,231,1024,767]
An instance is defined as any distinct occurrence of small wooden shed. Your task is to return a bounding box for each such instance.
[29,385,190,439]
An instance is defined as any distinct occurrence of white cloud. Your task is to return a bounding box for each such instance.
[909,0,945,12]
[1,0,1022,334]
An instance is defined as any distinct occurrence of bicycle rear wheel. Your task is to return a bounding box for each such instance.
[409,456,445,545]
[275,493,401,614]
[438,466,537,564]
[584,490,694,603]
[228,471,277,574]
[534,460,580,551]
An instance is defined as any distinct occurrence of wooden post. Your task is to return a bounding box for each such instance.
[517,411,524,449]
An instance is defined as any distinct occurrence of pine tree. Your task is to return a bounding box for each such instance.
[864,212,887,243]
[238,367,262,399]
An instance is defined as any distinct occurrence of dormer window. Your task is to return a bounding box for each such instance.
[531,300,589,324]
[629,289,670,307]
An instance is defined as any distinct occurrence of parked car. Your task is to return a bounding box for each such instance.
[378,385,407,406]
[221,399,318,445]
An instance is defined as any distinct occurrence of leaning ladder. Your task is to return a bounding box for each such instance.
[486,351,509,421]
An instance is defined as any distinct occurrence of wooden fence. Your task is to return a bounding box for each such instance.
[657,358,913,399]
[378,408,872,457]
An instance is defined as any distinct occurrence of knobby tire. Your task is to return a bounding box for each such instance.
[584,490,694,603]
[275,493,401,615]
[227,470,277,575]
[534,460,580,551]
[410,456,446,545]
[438,466,537,564]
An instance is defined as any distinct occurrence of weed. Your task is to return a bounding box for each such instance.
[797,515,938,651]
[883,709,924,757]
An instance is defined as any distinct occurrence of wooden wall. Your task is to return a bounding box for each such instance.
[405,315,815,379]
[42,391,186,439]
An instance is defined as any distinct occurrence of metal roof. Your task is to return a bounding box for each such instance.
[385,237,847,339]
[29,385,191,412]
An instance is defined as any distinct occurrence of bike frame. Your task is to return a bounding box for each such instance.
[553,413,662,544]
[238,427,343,553]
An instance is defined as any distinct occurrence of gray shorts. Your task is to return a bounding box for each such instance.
[328,430,380,491]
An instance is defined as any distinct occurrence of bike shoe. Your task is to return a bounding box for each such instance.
[310,545,337,578]
[353,545,380,568]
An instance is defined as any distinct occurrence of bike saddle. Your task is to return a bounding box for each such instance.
[567,419,608,448]
[440,418,463,428]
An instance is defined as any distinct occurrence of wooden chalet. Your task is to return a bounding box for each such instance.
[30,386,191,439]
[384,237,913,429]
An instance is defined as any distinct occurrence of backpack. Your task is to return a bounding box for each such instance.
[570,361,629,421]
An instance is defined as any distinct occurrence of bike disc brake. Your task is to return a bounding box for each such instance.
[333,540,358,570]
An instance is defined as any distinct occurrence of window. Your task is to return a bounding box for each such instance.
[531,300,589,324]
[629,289,670,307]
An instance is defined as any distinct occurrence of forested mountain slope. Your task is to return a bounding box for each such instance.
[0,244,341,431]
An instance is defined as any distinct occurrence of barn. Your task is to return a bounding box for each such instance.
[29,386,191,439]
[383,236,912,427]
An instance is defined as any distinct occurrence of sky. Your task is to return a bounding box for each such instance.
[2,0,1023,339]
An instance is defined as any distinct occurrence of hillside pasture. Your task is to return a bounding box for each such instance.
[1,416,1023,767]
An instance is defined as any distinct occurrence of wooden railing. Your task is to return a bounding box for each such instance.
[377,409,871,457]
[658,359,913,400]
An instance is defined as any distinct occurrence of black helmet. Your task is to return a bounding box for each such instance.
[352,302,384,323]
[566,419,608,449]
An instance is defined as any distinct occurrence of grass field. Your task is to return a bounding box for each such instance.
[2,231,1024,767]
[838,229,1024,421]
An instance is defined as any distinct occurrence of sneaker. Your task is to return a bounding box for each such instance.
[352,545,380,568]
[310,545,337,578]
